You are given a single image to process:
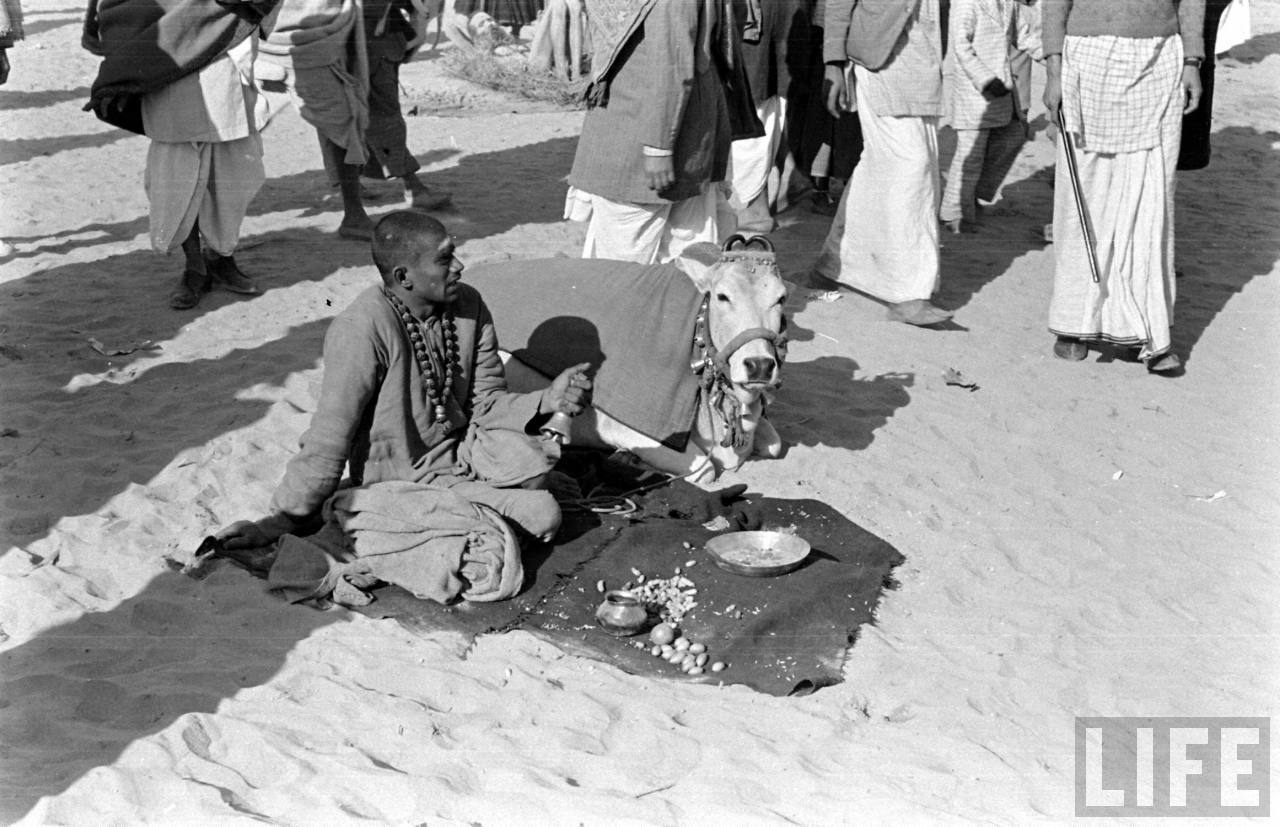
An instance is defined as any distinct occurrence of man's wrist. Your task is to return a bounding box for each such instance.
[1183,57,1203,68]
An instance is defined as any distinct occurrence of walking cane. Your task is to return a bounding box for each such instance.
[1057,105,1101,284]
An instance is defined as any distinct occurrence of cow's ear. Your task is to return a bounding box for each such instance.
[673,242,722,291]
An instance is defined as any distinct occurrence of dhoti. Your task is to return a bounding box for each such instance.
[813,65,941,304]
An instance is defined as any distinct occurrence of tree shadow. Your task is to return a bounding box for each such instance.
[769,355,913,453]
[1173,125,1280,363]
[0,129,135,167]
[0,86,94,110]
[0,569,340,822]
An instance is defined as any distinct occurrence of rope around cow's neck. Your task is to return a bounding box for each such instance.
[691,293,787,449]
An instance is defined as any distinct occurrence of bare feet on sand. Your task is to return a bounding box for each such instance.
[337,216,376,241]
[404,173,453,211]
[887,299,953,327]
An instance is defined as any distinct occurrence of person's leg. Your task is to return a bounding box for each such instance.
[565,0,584,81]
[940,127,987,232]
[365,52,452,209]
[199,132,265,295]
[448,481,562,543]
[320,134,374,239]
[546,0,568,78]
[731,97,781,232]
[974,118,1026,206]
[660,186,731,262]
[834,70,947,324]
[146,139,214,309]
[581,194,669,263]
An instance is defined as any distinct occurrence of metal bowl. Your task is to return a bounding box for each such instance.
[704,531,811,577]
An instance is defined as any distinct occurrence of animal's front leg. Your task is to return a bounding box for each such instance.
[752,411,783,458]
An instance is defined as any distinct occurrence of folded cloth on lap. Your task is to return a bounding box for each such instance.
[267,480,523,606]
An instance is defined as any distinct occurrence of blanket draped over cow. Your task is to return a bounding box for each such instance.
[255,0,370,166]
[84,0,278,133]
[267,481,524,605]
[467,259,705,451]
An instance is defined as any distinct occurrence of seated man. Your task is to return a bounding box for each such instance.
[218,211,591,601]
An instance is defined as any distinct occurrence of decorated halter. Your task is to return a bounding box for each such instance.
[689,235,789,449]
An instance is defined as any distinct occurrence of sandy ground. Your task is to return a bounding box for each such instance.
[1,2,1278,823]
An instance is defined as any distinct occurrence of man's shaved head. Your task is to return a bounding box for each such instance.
[372,211,449,285]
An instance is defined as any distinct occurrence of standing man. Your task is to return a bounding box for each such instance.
[810,0,953,327]
[730,0,810,233]
[359,0,453,213]
[565,0,761,264]
[86,0,278,310]
[1043,0,1204,373]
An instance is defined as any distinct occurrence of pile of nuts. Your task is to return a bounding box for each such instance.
[646,622,726,676]
[622,569,699,626]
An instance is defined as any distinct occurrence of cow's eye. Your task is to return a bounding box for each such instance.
[716,292,730,302]
[776,295,787,306]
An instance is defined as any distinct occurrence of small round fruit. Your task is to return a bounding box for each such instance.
[710,661,726,672]
[688,643,706,655]
[674,637,691,652]
[649,623,676,646]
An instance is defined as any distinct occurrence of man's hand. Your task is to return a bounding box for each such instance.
[643,154,675,192]
[981,78,1011,101]
[216,513,298,550]
[823,63,848,118]
[546,361,592,416]
[0,51,10,86]
[87,91,135,120]
[1181,64,1203,115]
[1042,55,1062,125]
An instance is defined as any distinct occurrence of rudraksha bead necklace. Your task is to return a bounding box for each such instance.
[383,288,458,424]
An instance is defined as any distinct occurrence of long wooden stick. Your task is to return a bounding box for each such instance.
[1058,107,1101,284]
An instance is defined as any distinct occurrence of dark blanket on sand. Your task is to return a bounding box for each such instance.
[347,478,904,697]
[467,258,704,451]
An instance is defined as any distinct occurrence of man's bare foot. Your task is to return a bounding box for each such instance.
[337,215,376,241]
[404,174,453,210]
[942,218,978,234]
[887,299,953,326]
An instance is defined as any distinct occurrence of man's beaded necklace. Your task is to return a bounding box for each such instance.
[383,288,458,425]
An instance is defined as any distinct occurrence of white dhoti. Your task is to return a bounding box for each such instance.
[145,135,265,256]
[729,95,789,209]
[813,67,941,304]
[141,44,263,257]
[566,185,735,264]
[1048,35,1182,360]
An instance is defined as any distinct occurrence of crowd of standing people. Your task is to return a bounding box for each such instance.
[60,0,1233,374]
